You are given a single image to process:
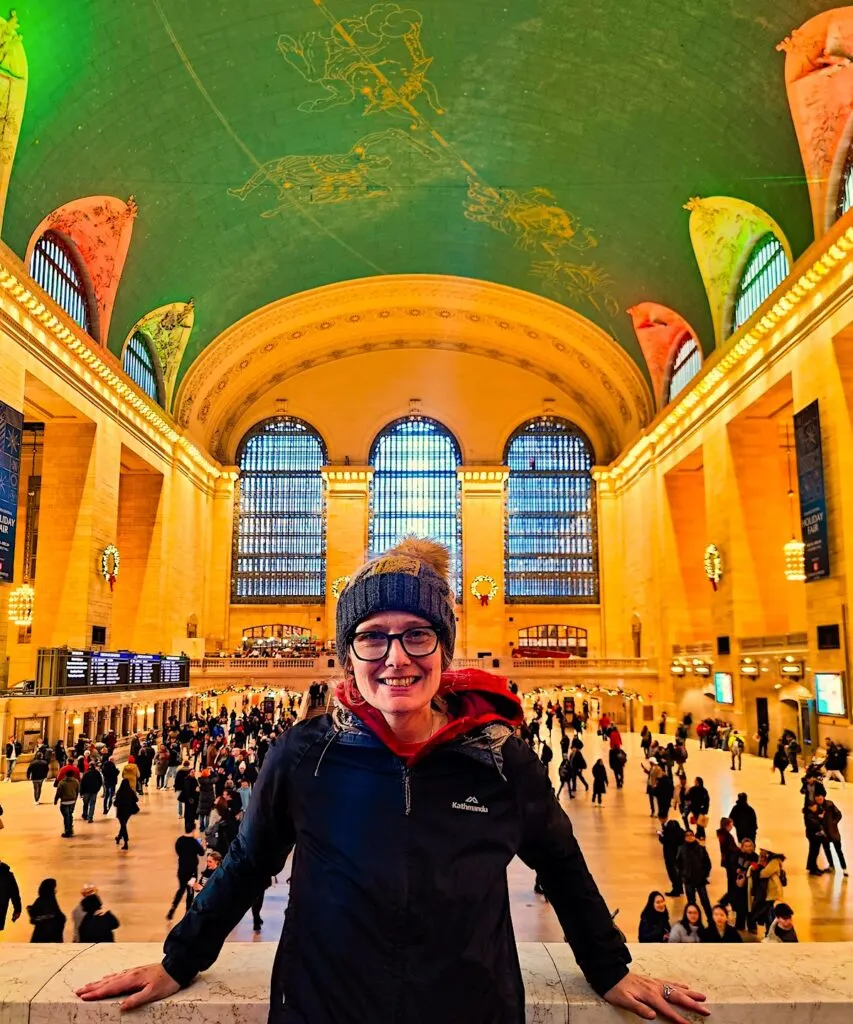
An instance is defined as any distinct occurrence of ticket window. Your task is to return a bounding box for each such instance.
[13,716,48,753]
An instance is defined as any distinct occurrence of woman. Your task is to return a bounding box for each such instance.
[27,878,65,942]
[638,892,670,943]
[591,758,608,805]
[121,755,139,792]
[668,904,701,943]
[640,725,652,758]
[699,905,742,943]
[114,778,139,850]
[78,893,119,943]
[155,745,170,790]
[197,769,216,831]
[644,758,663,817]
[77,541,707,1024]
[685,777,710,835]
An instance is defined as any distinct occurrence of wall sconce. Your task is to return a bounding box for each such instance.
[780,656,804,680]
[692,659,711,678]
[72,714,82,726]
[146,705,155,715]
[670,661,687,676]
[740,657,759,677]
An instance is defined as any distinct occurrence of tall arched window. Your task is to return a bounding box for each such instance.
[122,331,161,404]
[665,335,702,404]
[838,146,853,220]
[232,417,327,602]
[369,417,461,593]
[505,417,598,602]
[29,231,95,336]
[731,233,789,335]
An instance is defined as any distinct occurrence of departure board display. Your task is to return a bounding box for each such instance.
[36,648,190,693]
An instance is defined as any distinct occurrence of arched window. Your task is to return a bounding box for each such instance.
[369,417,461,593]
[232,417,327,603]
[731,233,789,335]
[122,331,161,404]
[29,231,94,336]
[665,335,702,404]
[838,146,853,220]
[505,417,598,602]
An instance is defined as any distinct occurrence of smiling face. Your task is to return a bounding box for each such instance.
[686,905,701,926]
[349,611,444,720]
[653,894,667,913]
[712,906,727,929]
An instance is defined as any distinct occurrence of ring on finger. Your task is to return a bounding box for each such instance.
[663,985,673,1003]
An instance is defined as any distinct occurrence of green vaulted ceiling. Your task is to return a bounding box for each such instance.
[3,0,832,387]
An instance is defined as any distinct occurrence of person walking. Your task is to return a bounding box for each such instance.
[197,769,216,830]
[772,742,789,785]
[54,772,80,838]
[756,724,769,759]
[166,826,204,921]
[0,857,22,931]
[655,768,674,819]
[685,777,710,836]
[644,758,663,817]
[27,879,66,942]
[815,793,847,876]
[114,778,139,850]
[609,745,627,789]
[728,793,757,844]
[27,754,49,804]
[179,768,200,831]
[658,814,685,897]
[803,799,830,876]
[786,737,801,774]
[699,905,742,943]
[155,745,170,789]
[675,830,713,923]
[728,731,744,771]
[640,725,652,758]
[637,892,670,943]
[668,904,701,943]
[121,756,139,793]
[823,740,848,788]
[3,736,20,781]
[591,759,608,806]
[77,537,708,1024]
[101,757,119,814]
[78,893,119,943]
[569,745,589,796]
[79,764,103,824]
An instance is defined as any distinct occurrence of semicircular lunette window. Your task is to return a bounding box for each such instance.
[839,145,853,220]
[368,416,462,597]
[666,335,702,405]
[504,417,598,603]
[122,331,161,405]
[731,233,790,336]
[232,417,327,603]
[29,230,94,336]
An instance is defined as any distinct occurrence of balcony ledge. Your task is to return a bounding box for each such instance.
[2,942,852,1023]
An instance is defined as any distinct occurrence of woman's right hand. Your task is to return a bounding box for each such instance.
[75,964,181,1011]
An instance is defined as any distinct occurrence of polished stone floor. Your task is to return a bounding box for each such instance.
[0,730,849,946]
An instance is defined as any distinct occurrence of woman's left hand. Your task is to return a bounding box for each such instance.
[604,973,709,1024]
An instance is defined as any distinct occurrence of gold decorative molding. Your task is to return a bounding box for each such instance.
[0,243,223,484]
[595,221,853,495]
[322,466,374,495]
[175,275,654,464]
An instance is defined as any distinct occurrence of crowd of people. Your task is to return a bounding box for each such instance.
[0,695,309,942]
[519,693,848,947]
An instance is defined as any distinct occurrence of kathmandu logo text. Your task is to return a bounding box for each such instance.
[451,795,489,813]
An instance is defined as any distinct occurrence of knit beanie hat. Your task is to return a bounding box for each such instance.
[336,537,456,669]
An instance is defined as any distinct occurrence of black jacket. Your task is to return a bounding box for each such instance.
[101,760,119,787]
[27,759,49,781]
[685,785,710,817]
[27,896,65,942]
[729,799,757,841]
[0,862,21,930]
[80,768,103,796]
[163,690,630,1024]
[675,841,712,885]
[699,923,742,943]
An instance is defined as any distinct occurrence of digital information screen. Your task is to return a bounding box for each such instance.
[714,671,734,705]
[43,649,191,691]
[815,673,847,717]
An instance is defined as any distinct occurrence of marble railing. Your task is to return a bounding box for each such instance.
[1,943,851,1023]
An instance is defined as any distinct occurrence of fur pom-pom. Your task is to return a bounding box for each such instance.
[389,535,451,582]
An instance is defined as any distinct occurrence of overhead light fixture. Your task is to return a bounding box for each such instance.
[8,583,35,627]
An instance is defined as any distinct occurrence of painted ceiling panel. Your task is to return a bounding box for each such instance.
[2,0,829,386]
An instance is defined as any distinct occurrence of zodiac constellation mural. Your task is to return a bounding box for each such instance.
[228,128,438,216]
[229,0,616,319]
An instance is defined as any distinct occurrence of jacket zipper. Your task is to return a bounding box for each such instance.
[402,765,412,816]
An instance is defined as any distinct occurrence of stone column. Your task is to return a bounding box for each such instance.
[457,468,509,661]
[321,468,374,641]
[205,470,238,650]
[31,420,121,650]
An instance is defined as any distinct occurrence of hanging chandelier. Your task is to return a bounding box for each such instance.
[8,583,35,627]
[782,423,805,582]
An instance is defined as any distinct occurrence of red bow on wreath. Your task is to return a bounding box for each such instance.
[479,593,490,607]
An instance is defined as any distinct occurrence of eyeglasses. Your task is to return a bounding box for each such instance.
[350,627,440,662]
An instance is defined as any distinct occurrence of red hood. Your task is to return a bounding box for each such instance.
[335,668,523,766]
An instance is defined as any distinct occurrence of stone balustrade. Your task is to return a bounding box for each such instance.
[1,943,851,1023]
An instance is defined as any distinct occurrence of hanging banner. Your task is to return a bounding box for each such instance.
[0,398,22,582]
[794,400,830,582]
